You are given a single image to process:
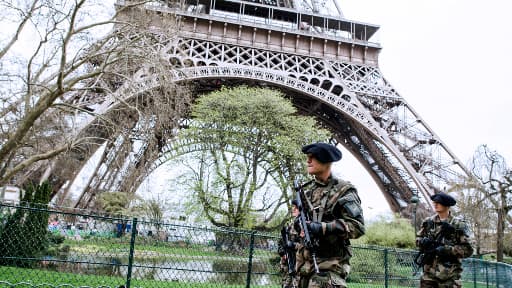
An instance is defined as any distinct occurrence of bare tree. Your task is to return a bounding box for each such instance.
[0,0,191,196]
[450,176,496,256]
[452,144,512,261]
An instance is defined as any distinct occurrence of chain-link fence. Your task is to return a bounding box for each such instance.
[0,202,510,288]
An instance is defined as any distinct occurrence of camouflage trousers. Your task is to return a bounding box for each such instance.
[420,278,462,288]
[282,274,298,288]
[281,258,298,288]
[298,270,349,288]
[297,258,350,288]
[420,260,462,288]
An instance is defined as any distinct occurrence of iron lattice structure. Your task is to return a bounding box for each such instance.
[54,0,468,215]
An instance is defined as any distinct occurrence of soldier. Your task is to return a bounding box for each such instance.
[416,192,474,288]
[278,200,302,288]
[298,142,365,288]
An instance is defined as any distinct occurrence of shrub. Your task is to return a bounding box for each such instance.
[0,181,52,267]
[357,215,416,249]
[49,232,65,245]
[504,232,512,257]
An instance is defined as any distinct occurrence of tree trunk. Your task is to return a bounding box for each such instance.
[496,208,504,262]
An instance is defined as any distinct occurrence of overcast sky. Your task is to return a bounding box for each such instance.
[332,0,512,218]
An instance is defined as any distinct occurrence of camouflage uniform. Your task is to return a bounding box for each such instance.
[299,176,365,288]
[416,213,474,288]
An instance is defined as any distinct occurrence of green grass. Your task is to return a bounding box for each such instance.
[0,266,247,288]
[0,237,504,288]
[480,253,512,265]
[0,265,125,287]
[64,238,254,259]
[0,266,494,288]
[0,265,277,288]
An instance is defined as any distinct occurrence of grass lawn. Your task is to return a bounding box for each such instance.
[0,266,493,288]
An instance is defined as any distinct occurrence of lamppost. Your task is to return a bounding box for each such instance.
[410,194,419,235]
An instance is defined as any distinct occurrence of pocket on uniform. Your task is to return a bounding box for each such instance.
[435,262,457,281]
[300,261,313,276]
[329,272,347,287]
[344,245,353,258]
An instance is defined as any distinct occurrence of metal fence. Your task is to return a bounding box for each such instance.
[0,202,510,288]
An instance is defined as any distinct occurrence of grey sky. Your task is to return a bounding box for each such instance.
[343,0,512,162]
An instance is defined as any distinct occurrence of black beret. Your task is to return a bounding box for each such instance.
[301,143,342,163]
[291,199,298,207]
[430,192,456,207]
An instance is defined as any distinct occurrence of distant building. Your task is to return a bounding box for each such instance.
[1,186,21,204]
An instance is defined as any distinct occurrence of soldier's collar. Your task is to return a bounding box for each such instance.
[434,211,454,223]
[313,175,338,187]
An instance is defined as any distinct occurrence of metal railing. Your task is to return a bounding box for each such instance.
[0,202,510,288]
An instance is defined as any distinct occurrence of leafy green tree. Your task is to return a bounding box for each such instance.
[177,86,329,230]
[96,191,132,217]
[0,181,52,267]
[95,191,140,238]
[355,215,416,249]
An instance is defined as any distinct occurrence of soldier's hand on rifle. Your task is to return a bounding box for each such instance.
[441,222,456,234]
[307,222,323,236]
[307,221,346,236]
[418,237,434,249]
[293,218,302,234]
[435,245,453,257]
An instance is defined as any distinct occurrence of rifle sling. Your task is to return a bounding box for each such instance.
[304,181,335,222]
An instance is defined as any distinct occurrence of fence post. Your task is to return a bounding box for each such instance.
[126,217,137,288]
[246,231,256,288]
[495,262,499,288]
[485,260,489,288]
[472,259,477,288]
[384,248,389,288]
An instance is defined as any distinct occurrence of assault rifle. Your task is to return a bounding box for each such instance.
[293,180,320,274]
[280,225,297,275]
[414,221,456,267]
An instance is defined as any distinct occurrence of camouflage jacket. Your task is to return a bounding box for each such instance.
[416,213,474,281]
[302,175,365,260]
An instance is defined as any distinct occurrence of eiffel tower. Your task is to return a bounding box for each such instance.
[53,0,468,216]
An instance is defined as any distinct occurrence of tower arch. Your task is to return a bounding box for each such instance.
[48,0,468,215]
